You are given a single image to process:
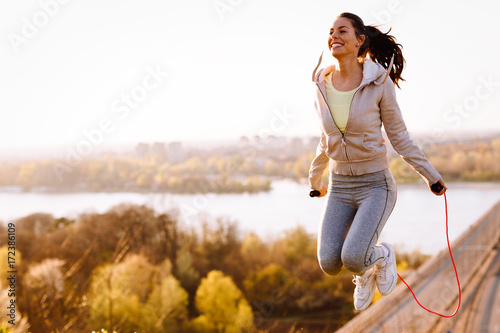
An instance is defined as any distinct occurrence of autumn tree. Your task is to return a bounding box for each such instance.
[145,274,189,332]
[87,254,156,332]
[191,270,253,333]
[244,263,290,316]
[24,259,66,332]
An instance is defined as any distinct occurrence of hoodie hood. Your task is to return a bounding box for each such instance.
[312,52,394,87]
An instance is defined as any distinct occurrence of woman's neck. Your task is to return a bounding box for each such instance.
[331,56,364,91]
[335,57,363,80]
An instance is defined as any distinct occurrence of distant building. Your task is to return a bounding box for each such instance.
[167,141,184,164]
[290,137,305,156]
[306,136,320,151]
[151,142,167,161]
[135,142,150,159]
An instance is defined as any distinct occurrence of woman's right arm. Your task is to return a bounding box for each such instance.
[379,78,445,195]
[308,131,329,192]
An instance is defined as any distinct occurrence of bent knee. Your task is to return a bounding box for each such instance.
[341,250,367,275]
[318,256,342,276]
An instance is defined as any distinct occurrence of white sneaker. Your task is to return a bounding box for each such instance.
[352,269,377,311]
[375,242,397,295]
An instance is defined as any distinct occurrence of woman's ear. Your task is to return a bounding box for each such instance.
[358,34,366,46]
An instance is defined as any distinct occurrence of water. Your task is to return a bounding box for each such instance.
[1,181,499,254]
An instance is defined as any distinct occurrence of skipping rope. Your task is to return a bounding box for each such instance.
[397,192,461,318]
[309,190,461,317]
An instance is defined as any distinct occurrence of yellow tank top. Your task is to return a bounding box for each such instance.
[324,73,358,133]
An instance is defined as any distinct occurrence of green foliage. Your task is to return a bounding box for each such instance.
[193,270,254,333]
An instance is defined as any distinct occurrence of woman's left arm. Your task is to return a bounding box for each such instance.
[379,79,444,193]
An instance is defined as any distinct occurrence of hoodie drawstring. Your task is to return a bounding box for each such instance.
[380,54,395,85]
[312,51,324,82]
[312,52,394,84]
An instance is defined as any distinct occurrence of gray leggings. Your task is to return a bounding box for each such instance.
[317,168,397,275]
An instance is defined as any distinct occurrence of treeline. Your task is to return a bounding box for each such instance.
[2,135,499,194]
[426,138,500,181]
[0,205,428,332]
[0,155,273,194]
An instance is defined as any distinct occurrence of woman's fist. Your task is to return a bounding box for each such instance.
[430,179,447,196]
[318,183,328,197]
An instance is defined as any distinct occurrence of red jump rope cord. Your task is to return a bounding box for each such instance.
[396,192,461,318]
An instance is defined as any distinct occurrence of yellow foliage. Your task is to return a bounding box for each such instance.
[0,246,21,290]
[194,270,254,332]
[397,260,409,272]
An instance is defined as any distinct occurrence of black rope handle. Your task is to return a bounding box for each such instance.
[309,190,321,197]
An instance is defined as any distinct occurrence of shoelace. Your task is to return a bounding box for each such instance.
[352,275,370,297]
[376,260,389,281]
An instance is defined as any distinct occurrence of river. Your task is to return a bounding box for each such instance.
[1,181,499,254]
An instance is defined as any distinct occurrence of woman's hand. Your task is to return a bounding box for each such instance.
[430,178,447,196]
[318,183,328,197]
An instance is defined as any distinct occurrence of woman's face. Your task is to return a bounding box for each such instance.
[328,17,364,59]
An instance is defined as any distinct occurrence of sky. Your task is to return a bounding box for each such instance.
[1,0,499,158]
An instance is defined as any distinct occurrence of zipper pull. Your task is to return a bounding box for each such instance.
[341,134,346,146]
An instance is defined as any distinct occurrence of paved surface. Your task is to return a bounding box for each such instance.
[433,246,500,333]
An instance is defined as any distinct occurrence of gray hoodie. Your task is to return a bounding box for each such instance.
[308,58,441,190]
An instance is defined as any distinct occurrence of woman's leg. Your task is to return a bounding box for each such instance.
[317,182,357,276]
[341,169,397,275]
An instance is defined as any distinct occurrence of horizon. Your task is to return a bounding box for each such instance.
[1,128,499,162]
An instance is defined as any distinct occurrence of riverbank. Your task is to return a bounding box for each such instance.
[2,179,500,194]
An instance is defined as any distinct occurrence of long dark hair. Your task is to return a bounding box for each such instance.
[338,12,405,88]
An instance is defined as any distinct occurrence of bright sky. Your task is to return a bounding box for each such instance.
[1,0,499,158]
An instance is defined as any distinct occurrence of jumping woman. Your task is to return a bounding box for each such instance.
[308,12,447,311]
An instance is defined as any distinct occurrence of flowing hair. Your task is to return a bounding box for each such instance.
[338,12,406,88]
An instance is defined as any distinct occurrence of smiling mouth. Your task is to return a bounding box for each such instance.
[330,43,344,49]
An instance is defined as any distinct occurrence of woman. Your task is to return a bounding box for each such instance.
[308,12,447,311]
